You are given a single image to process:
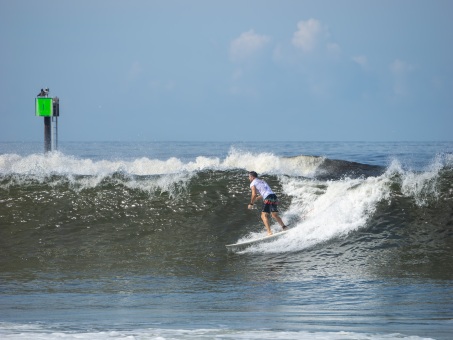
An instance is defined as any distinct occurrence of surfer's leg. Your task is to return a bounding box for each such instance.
[271,212,288,231]
[261,212,272,235]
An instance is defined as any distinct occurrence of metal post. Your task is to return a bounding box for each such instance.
[52,97,59,151]
[44,116,51,152]
[54,117,58,151]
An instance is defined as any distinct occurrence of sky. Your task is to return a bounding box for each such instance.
[0,0,452,142]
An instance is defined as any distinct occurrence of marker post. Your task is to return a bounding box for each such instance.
[35,88,59,153]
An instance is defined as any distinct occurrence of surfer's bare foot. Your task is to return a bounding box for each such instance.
[267,232,273,236]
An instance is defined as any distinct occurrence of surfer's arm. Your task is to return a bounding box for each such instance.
[248,186,259,209]
[250,185,258,203]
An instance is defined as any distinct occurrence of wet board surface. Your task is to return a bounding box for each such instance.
[226,229,289,252]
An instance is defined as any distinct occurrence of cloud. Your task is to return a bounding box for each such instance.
[292,19,323,52]
[390,59,412,75]
[352,55,368,69]
[229,30,270,62]
[390,59,413,96]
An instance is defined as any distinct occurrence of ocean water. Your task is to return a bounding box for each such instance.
[0,141,452,340]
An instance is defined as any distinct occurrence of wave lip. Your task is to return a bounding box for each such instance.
[0,152,222,177]
[0,149,361,181]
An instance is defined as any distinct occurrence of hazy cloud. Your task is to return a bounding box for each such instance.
[326,42,341,57]
[292,19,323,52]
[390,59,412,75]
[390,59,413,95]
[230,30,270,62]
[352,55,368,69]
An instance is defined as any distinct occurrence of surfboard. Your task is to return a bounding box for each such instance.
[226,229,289,252]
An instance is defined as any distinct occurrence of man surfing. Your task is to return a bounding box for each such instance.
[247,171,288,236]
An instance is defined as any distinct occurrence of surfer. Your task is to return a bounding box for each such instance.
[248,171,288,236]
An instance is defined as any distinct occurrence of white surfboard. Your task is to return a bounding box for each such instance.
[226,229,289,252]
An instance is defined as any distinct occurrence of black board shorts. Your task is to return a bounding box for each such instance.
[262,194,279,213]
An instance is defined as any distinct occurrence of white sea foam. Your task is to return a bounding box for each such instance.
[0,152,217,194]
[240,154,449,254]
[0,148,324,199]
[0,152,220,177]
[0,148,326,180]
[386,158,442,206]
[223,148,325,177]
[241,171,392,254]
[0,323,435,340]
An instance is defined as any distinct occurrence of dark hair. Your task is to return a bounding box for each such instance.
[249,171,258,178]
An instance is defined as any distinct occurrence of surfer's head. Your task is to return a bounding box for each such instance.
[248,171,258,179]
